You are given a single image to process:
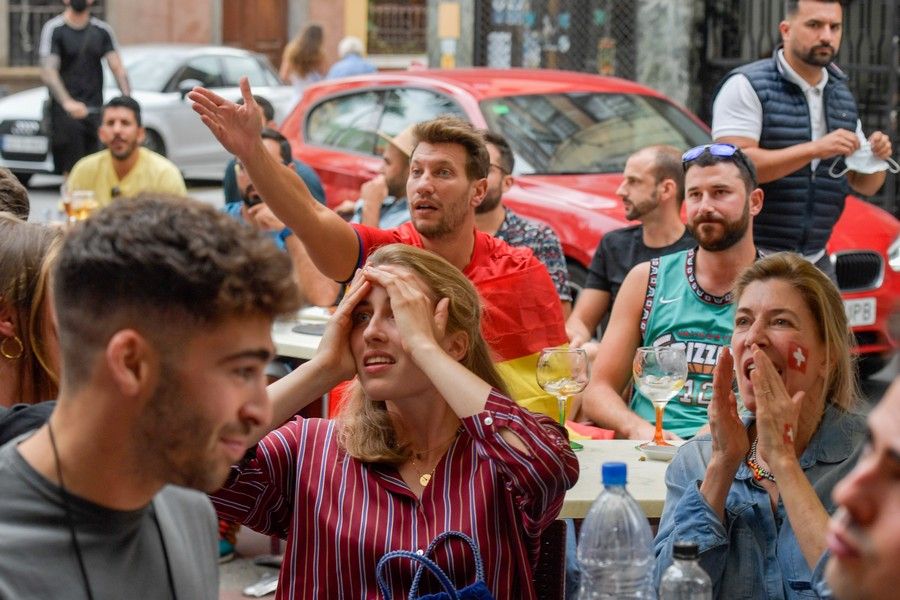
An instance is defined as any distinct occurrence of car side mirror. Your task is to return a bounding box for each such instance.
[178,79,203,99]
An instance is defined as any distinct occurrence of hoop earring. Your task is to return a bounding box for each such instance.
[1,335,24,360]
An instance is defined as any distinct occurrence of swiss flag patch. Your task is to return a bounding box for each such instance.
[788,342,808,374]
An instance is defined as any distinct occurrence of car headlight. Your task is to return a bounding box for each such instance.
[889,234,900,272]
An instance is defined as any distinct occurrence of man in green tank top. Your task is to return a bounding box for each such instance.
[581,144,763,440]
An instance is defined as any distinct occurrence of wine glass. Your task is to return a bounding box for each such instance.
[633,346,687,447]
[536,347,589,450]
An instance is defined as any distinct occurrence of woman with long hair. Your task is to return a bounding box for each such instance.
[0,213,62,407]
[279,24,326,109]
[212,244,578,598]
[653,252,867,598]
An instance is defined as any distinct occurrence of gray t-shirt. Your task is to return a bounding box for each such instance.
[0,436,218,599]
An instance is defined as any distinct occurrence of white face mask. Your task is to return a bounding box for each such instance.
[829,129,900,177]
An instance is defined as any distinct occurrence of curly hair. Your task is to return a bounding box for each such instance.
[0,213,63,404]
[0,168,30,220]
[337,244,507,463]
[733,252,860,410]
[53,194,301,389]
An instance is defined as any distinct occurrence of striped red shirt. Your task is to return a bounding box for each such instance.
[211,389,579,599]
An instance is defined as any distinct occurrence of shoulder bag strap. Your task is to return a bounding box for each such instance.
[409,531,486,595]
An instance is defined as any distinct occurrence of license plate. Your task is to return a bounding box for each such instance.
[1,134,48,155]
[844,297,876,327]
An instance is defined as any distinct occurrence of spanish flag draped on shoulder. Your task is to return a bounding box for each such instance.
[354,223,568,418]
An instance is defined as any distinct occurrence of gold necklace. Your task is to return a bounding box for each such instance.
[407,428,461,487]
[410,457,437,487]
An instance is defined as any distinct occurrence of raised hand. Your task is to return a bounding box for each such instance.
[316,270,369,381]
[750,345,804,469]
[708,347,749,471]
[188,77,263,160]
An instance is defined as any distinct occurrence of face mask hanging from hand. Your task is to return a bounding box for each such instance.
[829,128,900,177]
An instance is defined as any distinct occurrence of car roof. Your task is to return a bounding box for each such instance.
[315,68,668,100]
[121,44,260,60]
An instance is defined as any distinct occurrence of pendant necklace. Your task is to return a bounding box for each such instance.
[408,428,461,487]
[410,458,437,487]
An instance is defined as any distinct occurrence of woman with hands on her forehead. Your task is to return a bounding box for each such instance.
[653,252,867,599]
[211,244,578,600]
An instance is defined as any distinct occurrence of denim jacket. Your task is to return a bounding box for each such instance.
[653,404,866,599]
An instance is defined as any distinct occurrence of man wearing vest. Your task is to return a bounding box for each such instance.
[580,144,762,440]
[711,0,892,281]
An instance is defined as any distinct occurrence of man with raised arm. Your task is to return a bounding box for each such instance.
[580,144,761,440]
[190,81,568,417]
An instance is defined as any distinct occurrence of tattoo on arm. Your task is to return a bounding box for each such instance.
[41,55,73,104]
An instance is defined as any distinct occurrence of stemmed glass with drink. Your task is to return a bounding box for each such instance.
[632,345,687,447]
[536,347,589,450]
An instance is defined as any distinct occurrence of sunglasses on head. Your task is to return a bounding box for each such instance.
[682,143,756,182]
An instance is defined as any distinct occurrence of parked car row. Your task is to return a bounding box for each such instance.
[0,52,895,375]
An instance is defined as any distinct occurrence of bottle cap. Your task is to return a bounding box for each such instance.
[672,541,700,560]
[601,462,627,486]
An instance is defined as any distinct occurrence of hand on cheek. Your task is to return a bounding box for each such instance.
[751,346,804,464]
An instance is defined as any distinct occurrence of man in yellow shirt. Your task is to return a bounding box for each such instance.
[66,96,186,206]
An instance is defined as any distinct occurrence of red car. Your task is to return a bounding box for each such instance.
[281,68,899,376]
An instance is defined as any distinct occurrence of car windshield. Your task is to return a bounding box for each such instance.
[481,93,710,175]
[104,53,184,92]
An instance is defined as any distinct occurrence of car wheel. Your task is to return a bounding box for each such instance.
[143,130,166,156]
[567,261,588,303]
[857,353,888,379]
[11,171,32,187]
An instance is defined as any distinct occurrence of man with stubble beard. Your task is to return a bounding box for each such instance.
[566,145,695,362]
[474,131,571,314]
[66,96,186,206]
[711,0,892,281]
[580,144,762,441]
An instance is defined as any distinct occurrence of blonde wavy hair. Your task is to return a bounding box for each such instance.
[0,213,63,404]
[337,244,507,463]
[733,252,860,411]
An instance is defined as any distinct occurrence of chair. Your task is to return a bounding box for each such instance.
[532,519,567,600]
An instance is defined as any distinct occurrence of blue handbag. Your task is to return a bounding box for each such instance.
[375,531,495,600]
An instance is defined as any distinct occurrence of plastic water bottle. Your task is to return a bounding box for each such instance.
[659,541,712,599]
[576,462,655,599]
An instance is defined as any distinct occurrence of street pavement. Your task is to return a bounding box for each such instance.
[21,174,899,597]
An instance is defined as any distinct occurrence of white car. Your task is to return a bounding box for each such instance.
[0,44,294,184]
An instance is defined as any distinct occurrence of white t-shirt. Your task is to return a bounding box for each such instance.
[712,50,836,169]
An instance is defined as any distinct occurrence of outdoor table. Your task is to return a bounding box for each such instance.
[560,439,676,519]
[272,317,322,360]
[271,318,676,520]
[271,307,329,360]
